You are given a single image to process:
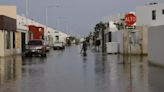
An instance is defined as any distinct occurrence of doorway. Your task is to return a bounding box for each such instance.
[21,32,26,53]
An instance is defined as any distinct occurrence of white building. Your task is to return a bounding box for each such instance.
[17,15,70,52]
[136,2,164,26]
[136,3,164,66]
[16,15,29,54]
[51,30,69,44]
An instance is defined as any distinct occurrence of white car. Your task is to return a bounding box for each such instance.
[53,42,65,50]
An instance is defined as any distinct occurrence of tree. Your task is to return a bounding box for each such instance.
[94,22,108,53]
[113,18,126,30]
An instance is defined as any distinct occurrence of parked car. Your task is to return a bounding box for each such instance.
[25,39,47,57]
[53,42,65,50]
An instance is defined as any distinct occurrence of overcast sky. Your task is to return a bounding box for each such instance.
[0,0,163,37]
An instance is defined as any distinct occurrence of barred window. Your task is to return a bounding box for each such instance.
[152,10,156,20]
[5,31,11,49]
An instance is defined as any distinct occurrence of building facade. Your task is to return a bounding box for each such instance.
[0,6,17,57]
[148,25,164,66]
[101,11,148,55]
[17,15,29,53]
[136,3,164,26]
[136,3,164,66]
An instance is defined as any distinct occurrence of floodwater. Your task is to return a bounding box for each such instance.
[0,45,164,92]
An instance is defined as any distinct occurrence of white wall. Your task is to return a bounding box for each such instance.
[136,3,164,26]
[148,25,164,66]
[17,15,28,30]
[111,31,123,53]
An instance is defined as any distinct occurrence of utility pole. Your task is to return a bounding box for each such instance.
[45,5,59,41]
[45,7,48,41]
[25,0,28,18]
[25,0,29,44]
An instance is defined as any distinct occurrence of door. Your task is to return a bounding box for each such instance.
[21,32,26,53]
[108,32,112,42]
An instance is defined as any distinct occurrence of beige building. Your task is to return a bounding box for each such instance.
[0,5,17,57]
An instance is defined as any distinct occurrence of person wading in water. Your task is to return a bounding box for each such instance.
[81,41,87,56]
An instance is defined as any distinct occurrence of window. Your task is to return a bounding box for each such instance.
[152,10,156,20]
[5,31,11,49]
[56,36,59,41]
[108,32,111,42]
[162,9,164,14]
[13,32,15,48]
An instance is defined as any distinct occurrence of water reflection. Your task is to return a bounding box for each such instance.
[93,54,149,92]
[22,56,47,65]
[94,53,109,92]
[149,65,164,92]
[0,56,22,92]
[21,57,47,92]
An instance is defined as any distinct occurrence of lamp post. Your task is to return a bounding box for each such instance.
[45,5,59,41]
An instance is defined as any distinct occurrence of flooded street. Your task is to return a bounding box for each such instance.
[0,45,164,92]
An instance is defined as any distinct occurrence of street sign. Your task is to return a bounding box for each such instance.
[125,26,136,29]
[124,13,136,26]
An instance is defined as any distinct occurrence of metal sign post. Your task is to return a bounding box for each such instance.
[125,13,137,91]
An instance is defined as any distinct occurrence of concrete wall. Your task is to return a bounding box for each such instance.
[110,27,148,55]
[136,3,164,26]
[148,25,164,66]
[122,28,148,55]
[137,26,149,55]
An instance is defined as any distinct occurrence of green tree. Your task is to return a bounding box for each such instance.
[113,18,126,30]
[94,22,108,53]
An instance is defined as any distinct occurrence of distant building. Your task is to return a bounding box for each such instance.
[51,30,70,43]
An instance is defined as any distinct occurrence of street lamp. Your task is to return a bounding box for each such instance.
[45,5,60,41]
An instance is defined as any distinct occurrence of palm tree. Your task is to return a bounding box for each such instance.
[94,22,108,53]
[113,18,126,30]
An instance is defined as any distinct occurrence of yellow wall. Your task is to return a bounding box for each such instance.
[0,31,5,56]
[0,5,16,57]
[16,32,21,48]
[4,31,14,56]
[0,6,16,19]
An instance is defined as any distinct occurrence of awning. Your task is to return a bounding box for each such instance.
[0,15,16,31]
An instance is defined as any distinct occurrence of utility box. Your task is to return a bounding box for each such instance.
[106,42,119,54]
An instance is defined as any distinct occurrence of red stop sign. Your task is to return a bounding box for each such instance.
[124,13,136,26]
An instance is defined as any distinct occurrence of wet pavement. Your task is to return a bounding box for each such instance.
[0,45,164,92]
